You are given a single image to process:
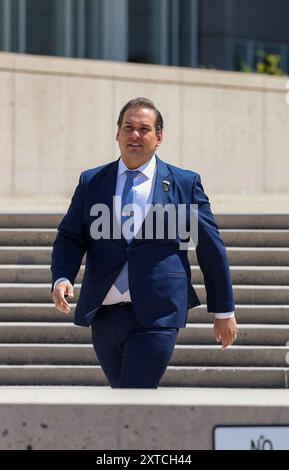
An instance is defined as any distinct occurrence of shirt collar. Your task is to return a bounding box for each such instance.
[118,154,156,180]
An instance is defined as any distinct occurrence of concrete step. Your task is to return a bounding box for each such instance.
[1,265,289,285]
[236,267,289,285]
[0,322,90,343]
[172,345,289,367]
[189,247,289,266]
[0,303,72,322]
[0,229,56,246]
[0,283,288,304]
[1,213,289,229]
[220,229,289,247]
[215,214,289,229]
[0,365,106,385]
[0,344,97,365]
[0,364,285,387]
[163,366,288,388]
[0,228,288,248]
[1,247,289,266]
[0,213,62,229]
[0,304,288,324]
[0,322,287,346]
[0,247,53,264]
[0,344,287,368]
[0,265,83,283]
[179,324,289,346]
[188,305,289,324]
[0,283,74,302]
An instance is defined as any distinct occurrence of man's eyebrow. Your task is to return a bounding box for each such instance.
[123,120,152,127]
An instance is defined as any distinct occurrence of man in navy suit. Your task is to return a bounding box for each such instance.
[51,97,238,388]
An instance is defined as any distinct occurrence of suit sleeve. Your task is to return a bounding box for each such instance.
[50,173,87,290]
[191,173,235,313]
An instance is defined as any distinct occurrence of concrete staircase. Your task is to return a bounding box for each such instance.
[0,213,289,388]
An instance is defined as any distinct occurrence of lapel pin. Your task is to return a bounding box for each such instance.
[162,180,170,192]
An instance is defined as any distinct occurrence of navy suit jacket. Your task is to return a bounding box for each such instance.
[51,156,234,328]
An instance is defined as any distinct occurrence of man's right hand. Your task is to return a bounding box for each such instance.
[52,281,74,314]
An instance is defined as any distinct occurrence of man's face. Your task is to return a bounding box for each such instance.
[116,107,163,168]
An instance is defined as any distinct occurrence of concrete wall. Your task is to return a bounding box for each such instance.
[3,403,289,450]
[1,387,289,450]
[0,52,288,210]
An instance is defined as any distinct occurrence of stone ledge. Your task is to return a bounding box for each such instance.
[0,386,288,406]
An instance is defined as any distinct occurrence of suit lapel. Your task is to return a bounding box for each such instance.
[151,156,173,207]
[95,159,119,206]
[89,158,125,245]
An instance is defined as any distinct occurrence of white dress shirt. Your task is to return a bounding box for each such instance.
[54,155,234,318]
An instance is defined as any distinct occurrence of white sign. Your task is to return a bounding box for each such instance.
[214,426,289,450]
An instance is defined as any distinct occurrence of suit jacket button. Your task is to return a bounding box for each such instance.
[127,246,132,252]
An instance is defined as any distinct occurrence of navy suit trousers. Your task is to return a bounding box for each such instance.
[90,303,179,388]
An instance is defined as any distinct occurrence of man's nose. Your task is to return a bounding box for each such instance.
[131,129,141,137]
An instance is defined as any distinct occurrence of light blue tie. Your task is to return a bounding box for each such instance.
[114,169,140,294]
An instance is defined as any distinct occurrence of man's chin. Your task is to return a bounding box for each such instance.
[125,150,145,159]
[121,152,153,167]
[127,146,143,153]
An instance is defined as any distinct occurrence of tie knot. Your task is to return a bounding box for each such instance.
[125,169,140,181]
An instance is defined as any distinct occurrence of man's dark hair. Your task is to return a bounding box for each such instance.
[117,97,163,132]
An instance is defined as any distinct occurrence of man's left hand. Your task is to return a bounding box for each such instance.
[214,316,238,349]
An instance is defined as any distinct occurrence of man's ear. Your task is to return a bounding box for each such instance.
[156,130,163,147]
[116,129,120,141]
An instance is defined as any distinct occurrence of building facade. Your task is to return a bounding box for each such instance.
[1,0,289,73]
[0,0,199,67]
